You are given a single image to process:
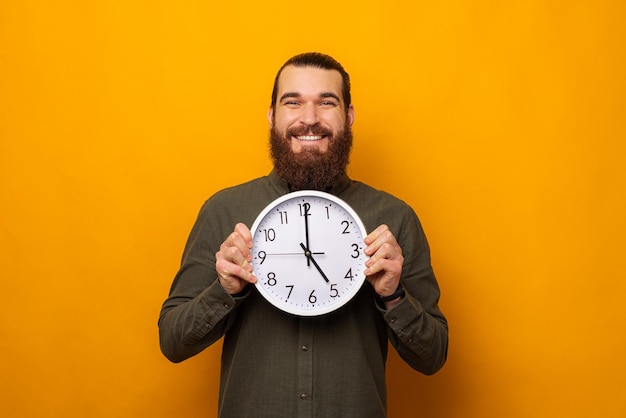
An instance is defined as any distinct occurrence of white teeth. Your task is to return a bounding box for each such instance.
[296,135,323,141]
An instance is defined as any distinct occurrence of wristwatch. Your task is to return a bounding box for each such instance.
[377,285,405,302]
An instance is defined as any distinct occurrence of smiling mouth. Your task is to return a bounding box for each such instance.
[295,135,325,141]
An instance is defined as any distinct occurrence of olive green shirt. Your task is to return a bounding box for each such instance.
[159,171,448,417]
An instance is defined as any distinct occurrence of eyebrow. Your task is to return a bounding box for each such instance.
[279,92,341,103]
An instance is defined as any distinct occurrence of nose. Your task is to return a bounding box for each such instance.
[299,103,320,126]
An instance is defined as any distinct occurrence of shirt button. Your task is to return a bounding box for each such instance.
[300,393,309,400]
[390,317,397,323]
[223,303,230,309]
[301,345,309,351]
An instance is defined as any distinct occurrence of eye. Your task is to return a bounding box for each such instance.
[282,100,301,107]
[320,100,337,107]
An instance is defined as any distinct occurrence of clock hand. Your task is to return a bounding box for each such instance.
[300,242,330,283]
[256,249,323,265]
[303,202,311,266]
[264,252,324,256]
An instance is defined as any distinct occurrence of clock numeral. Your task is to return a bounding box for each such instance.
[351,243,361,258]
[330,284,339,298]
[256,250,267,264]
[278,210,288,225]
[262,228,276,242]
[341,220,351,234]
[325,206,330,219]
[266,272,277,286]
[285,285,294,300]
[308,290,317,304]
[298,202,311,216]
[345,268,354,281]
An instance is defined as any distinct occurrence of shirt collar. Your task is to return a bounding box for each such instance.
[268,169,351,196]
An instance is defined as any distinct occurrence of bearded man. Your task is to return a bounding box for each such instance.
[159,52,448,418]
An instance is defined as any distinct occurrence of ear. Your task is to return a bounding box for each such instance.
[267,106,274,128]
[347,104,355,127]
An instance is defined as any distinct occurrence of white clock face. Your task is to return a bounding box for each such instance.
[251,190,368,316]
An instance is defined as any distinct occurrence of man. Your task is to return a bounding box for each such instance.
[159,52,448,417]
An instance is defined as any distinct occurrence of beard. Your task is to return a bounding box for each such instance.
[270,122,353,191]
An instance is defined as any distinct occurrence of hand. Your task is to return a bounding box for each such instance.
[364,224,404,304]
[303,202,311,266]
[300,242,330,283]
[215,223,257,295]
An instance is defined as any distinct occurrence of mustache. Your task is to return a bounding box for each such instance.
[286,124,333,138]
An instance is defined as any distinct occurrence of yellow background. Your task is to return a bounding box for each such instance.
[1,1,625,417]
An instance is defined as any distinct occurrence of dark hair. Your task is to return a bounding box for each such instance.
[270,52,352,112]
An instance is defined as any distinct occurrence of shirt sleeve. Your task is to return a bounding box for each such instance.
[158,200,248,363]
[377,207,449,375]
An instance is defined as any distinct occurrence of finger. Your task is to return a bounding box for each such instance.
[365,231,400,259]
[364,224,389,245]
[365,256,402,276]
[223,230,253,262]
[216,253,257,284]
[218,245,249,267]
[234,223,253,247]
[228,261,256,284]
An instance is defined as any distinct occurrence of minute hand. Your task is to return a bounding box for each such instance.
[303,203,311,266]
[300,242,330,283]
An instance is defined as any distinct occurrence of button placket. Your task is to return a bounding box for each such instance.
[297,318,315,418]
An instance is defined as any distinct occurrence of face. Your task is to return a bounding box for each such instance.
[268,66,356,191]
[268,65,355,154]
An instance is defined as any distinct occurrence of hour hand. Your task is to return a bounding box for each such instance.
[300,242,329,283]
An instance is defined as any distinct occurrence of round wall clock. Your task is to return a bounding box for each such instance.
[251,190,368,316]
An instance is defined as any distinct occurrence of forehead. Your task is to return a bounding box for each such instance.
[277,65,344,101]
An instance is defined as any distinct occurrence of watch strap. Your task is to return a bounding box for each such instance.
[378,285,405,302]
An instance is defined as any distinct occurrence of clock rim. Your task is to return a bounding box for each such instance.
[250,190,368,316]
